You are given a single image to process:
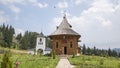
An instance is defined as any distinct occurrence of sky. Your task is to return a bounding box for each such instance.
[0,0,120,49]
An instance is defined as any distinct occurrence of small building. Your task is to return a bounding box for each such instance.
[36,32,51,55]
[49,15,81,55]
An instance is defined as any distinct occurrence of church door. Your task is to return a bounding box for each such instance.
[64,47,67,54]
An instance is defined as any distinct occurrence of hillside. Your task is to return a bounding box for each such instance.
[0,47,28,54]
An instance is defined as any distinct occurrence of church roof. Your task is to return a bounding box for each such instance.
[50,15,80,36]
[38,32,45,37]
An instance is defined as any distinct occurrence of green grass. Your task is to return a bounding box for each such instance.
[0,54,59,68]
[68,55,120,68]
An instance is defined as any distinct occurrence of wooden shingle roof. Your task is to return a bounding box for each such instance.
[50,15,80,36]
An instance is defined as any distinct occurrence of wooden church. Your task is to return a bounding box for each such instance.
[49,15,81,55]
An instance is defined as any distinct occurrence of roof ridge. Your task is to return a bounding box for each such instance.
[58,15,72,29]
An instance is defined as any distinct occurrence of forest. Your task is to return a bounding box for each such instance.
[0,24,51,50]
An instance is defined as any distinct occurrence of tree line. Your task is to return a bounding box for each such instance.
[0,24,14,48]
[0,24,38,49]
[0,24,52,50]
[16,31,38,49]
[82,44,120,57]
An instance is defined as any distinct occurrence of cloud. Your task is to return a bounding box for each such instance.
[0,0,48,13]
[0,16,9,24]
[0,0,21,14]
[9,5,21,14]
[56,2,68,9]
[52,0,120,45]
[0,10,9,24]
[37,3,48,8]
[15,28,25,35]
[74,0,86,5]
[0,10,5,14]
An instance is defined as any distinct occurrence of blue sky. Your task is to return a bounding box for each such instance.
[0,0,120,49]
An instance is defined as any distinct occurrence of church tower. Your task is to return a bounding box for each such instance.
[36,32,46,54]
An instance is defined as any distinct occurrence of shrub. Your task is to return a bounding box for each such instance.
[1,49,12,68]
[72,50,75,58]
[99,58,104,65]
[52,50,56,59]
[50,50,56,59]
[118,62,120,68]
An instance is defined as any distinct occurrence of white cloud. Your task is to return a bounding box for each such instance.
[96,16,112,28]
[0,0,48,13]
[9,5,21,14]
[37,3,48,8]
[0,0,26,4]
[0,10,5,14]
[0,10,9,24]
[56,2,68,9]
[52,0,120,45]
[15,28,25,35]
[0,16,9,24]
[0,0,21,14]
[74,0,86,5]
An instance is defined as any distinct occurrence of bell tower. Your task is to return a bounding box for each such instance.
[36,32,46,54]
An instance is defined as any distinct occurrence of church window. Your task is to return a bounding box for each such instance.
[70,42,73,48]
[56,42,58,48]
[38,38,43,45]
[40,38,42,42]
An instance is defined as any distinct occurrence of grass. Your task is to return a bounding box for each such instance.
[0,47,28,54]
[0,50,59,68]
[68,55,120,68]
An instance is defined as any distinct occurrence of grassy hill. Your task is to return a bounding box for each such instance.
[0,48,59,68]
[68,55,120,68]
[0,47,28,54]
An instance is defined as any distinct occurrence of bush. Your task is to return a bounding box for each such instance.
[52,50,56,59]
[99,58,104,65]
[118,62,120,68]
[50,50,56,59]
[72,52,75,58]
[1,49,12,68]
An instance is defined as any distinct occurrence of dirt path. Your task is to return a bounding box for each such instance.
[56,57,74,68]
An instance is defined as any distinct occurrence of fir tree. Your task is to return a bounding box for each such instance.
[82,44,86,55]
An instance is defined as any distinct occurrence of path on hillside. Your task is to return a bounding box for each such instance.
[56,56,74,68]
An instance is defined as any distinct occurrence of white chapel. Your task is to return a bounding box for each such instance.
[36,32,51,55]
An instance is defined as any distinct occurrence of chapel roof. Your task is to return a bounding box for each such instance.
[50,15,80,36]
[38,32,45,37]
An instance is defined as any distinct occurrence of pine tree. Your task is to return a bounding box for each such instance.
[108,48,112,57]
[86,47,91,55]
[16,33,22,42]
[93,46,97,55]
[0,32,4,47]
[118,53,120,57]
[19,31,38,49]
[82,44,86,55]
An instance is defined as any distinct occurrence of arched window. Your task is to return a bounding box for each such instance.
[70,42,73,48]
[56,42,58,48]
[40,38,42,42]
[38,38,43,45]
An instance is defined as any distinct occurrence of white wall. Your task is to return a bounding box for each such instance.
[44,51,51,55]
[36,37,46,52]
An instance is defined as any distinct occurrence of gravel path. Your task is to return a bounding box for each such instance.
[56,57,74,68]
